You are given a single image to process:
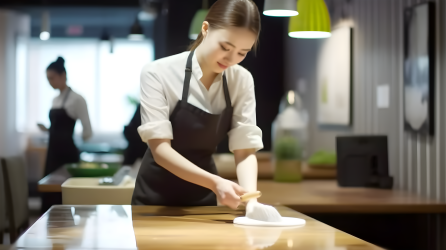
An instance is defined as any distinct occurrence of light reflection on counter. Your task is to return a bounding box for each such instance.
[14,205,137,250]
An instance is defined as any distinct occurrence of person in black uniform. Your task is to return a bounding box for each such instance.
[132,0,270,211]
[123,104,147,165]
[39,57,92,214]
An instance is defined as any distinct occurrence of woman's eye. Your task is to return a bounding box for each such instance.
[220,45,229,51]
[239,53,246,57]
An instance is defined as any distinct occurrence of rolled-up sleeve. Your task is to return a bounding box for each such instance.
[228,73,264,152]
[137,64,173,143]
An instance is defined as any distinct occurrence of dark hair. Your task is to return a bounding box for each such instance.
[189,0,261,51]
[47,57,66,75]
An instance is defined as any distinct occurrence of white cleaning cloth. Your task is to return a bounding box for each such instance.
[245,202,282,222]
[234,202,306,227]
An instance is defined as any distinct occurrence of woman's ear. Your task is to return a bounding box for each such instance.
[201,21,210,39]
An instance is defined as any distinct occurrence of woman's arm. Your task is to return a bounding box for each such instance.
[229,72,262,196]
[149,139,220,190]
[234,148,258,197]
[76,96,93,141]
[234,148,282,221]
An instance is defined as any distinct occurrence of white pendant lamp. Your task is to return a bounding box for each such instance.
[263,0,298,17]
[40,11,51,41]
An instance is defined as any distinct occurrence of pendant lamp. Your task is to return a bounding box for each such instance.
[289,0,331,39]
[189,0,209,40]
[40,11,51,41]
[263,0,298,17]
[128,17,145,41]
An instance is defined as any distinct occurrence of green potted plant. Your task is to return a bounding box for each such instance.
[273,135,302,182]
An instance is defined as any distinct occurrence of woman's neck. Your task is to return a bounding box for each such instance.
[59,84,68,93]
[195,47,218,90]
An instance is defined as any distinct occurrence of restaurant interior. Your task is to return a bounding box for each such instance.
[0,0,446,249]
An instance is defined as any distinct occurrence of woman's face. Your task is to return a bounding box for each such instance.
[198,23,257,74]
[46,70,66,89]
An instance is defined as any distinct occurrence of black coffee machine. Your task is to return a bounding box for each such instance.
[336,135,393,189]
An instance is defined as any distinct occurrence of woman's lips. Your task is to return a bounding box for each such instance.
[218,62,228,70]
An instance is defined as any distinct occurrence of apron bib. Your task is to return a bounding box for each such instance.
[132,50,233,206]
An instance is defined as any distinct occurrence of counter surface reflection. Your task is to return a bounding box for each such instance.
[11,205,384,250]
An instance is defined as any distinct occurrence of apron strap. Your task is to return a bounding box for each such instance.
[222,74,231,108]
[62,88,71,107]
[182,50,195,102]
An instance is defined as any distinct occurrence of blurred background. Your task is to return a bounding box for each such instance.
[1,0,446,249]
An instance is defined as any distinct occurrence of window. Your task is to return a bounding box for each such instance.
[20,38,154,137]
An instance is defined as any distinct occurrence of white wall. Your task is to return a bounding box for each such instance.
[0,10,30,157]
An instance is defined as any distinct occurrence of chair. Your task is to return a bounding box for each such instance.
[1,157,29,243]
[0,160,6,244]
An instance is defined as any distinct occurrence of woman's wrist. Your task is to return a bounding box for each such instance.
[206,174,222,192]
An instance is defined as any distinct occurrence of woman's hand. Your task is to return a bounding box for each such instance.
[212,177,247,209]
[37,123,49,132]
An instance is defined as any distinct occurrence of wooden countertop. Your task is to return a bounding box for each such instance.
[10,205,384,250]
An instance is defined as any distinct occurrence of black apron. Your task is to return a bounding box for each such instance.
[41,88,80,214]
[132,50,233,206]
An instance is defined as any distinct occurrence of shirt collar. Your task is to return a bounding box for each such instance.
[58,87,72,103]
[60,87,70,97]
[191,51,224,84]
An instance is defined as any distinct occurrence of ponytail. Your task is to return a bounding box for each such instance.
[189,32,204,51]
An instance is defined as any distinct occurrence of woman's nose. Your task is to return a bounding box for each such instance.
[224,51,236,64]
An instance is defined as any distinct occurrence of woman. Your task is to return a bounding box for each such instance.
[40,57,92,213]
[132,0,264,210]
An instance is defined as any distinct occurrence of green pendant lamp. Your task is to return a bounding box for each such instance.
[289,0,331,39]
[189,0,209,40]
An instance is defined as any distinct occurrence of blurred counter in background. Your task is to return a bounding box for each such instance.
[37,151,336,194]
[25,132,127,196]
[215,152,336,180]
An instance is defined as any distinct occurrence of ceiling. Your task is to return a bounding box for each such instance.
[21,7,144,26]
[7,6,155,38]
[1,0,164,38]
[0,0,141,6]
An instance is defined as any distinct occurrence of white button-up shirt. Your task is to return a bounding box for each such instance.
[52,87,92,141]
[137,51,264,152]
